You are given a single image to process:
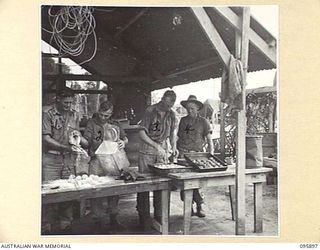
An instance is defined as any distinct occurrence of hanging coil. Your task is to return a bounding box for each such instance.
[43,6,97,65]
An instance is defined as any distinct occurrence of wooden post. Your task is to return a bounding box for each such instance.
[220,100,225,160]
[254,183,263,233]
[57,56,64,94]
[235,7,250,235]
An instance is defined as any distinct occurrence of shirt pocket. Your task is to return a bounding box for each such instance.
[52,116,64,130]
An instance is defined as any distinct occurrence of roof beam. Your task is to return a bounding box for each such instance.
[43,74,150,83]
[114,8,149,38]
[152,57,221,85]
[45,89,109,94]
[190,7,231,68]
[212,7,277,66]
[42,53,63,58]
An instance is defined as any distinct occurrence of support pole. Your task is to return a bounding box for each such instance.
[235,7,250,235]
[220,100,225,160]
[57,57,63,94]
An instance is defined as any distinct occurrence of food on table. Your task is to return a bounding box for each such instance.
[191,157,223,169]
[45,174,114,190]
[89,174,99,181]
[154,163,186,169]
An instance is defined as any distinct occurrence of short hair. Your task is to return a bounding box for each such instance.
[162,90,176,100]
[56,87,75,99]
[99,101,113,112]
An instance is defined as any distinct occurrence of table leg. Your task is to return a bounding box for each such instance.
[79,199,86,217]
[161,189,169,234]
[254,182,263,233]
[183,189,193,235]
[228,185,236,221]
[168,189,171,218]
[137,192,151,231]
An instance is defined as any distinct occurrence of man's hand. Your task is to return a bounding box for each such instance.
[62,144,74,153]
[118,140,125,150]
[172,148,179,158]
[156,144,169,164]
[69,130,81,146]
[156,144,166,157]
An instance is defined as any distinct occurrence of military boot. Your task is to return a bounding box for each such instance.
[196,204,206,218]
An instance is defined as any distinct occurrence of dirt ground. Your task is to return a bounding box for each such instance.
[47,182,278,236]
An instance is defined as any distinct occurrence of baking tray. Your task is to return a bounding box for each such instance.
[149,163,193,176]
[184,152,228,172]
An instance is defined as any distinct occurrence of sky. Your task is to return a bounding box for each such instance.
[153,5,278,103]
[42,5,278,102]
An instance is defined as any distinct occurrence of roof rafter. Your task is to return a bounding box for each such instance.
[190,7,231,68]
[114,8,149,38]
[152,56,221,85]
[43,74,150,83]
[212,7,277,66]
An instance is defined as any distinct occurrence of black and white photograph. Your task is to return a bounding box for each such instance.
[40,5,278,236]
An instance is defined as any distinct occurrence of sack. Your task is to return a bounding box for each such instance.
[96,149,130,176]
[70,152,90,175]
[112,149,130,170]
[96,154,120,176]
[246,135,263,169]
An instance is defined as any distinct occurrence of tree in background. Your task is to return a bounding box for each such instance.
[42,57,71,106]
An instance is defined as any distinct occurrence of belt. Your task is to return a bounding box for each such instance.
[47,150,70,155]
[178,148,197,153]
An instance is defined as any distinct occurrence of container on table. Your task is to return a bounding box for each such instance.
[149,163,193,176]
[184,152,228,172]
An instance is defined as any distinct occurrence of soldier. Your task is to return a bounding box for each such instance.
[42,88,88,233]
[177,95,214,217]
[84,101,128,230]
[137,90,178,225]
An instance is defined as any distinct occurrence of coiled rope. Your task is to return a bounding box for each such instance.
[43,6,97,65]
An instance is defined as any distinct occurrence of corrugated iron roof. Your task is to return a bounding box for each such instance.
[41,6,277,90]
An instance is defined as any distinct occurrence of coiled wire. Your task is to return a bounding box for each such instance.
[43,6,97,65]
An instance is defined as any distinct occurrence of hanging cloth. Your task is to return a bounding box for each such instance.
[221,54,245,111]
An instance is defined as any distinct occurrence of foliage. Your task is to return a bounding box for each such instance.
[217,91,277,156]
[246,92,277,134]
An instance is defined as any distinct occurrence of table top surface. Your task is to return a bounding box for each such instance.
[168,167,272,180]
[42,174,170,195]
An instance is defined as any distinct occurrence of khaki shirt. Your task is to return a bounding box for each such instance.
[139,102,176,154]
[83,114,126,157]
[177,115,212,152]
[42,104,80,151]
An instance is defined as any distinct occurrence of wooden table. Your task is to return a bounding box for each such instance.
[42,175,171,234]
[169,167,272,235]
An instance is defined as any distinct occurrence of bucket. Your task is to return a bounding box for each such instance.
[246,135,263,169]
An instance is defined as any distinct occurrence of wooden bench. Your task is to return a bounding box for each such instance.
[42,175,171,234]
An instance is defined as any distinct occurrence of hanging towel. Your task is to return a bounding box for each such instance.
[221,55,245,111]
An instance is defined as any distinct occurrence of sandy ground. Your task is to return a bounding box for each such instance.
[48,182,278,236]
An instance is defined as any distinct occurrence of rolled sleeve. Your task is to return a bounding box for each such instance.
[83,119,94,142]
[140,109,152,134]
[170,111,177,133]
[118,124,127,140]
[42,112,52,136]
